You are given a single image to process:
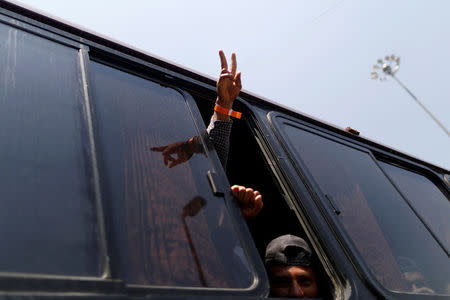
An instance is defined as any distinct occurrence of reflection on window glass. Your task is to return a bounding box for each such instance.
[90,61,253,288]
[278,120,450,295]
[380,162,450,252]
[0,24,100,275]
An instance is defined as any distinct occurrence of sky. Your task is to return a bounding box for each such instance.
[15,0,450,170]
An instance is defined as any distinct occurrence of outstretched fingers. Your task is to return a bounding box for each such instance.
[150,146,167,152]
[230,53,237,75]
[219,50,228,71]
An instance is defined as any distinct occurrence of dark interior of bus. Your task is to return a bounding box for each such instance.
[194,95,332,298]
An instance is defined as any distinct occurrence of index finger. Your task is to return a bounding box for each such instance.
[150,146,166,152]
[219,50,228,71]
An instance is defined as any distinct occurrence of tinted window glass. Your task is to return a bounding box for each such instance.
[277,119,449,295]
[380,162,450,251]
[0,23,100,275]
[90,61,253,288]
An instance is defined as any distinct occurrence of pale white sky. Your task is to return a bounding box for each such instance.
[16,0,450,170]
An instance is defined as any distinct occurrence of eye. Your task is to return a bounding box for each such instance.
[300,279,312,287]
[272,279,291,288]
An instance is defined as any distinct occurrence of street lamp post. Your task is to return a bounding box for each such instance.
[371,55,449,137]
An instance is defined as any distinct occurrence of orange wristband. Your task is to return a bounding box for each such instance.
[214,104,242,119]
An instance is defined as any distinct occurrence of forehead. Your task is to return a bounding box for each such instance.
[270,265,315,278]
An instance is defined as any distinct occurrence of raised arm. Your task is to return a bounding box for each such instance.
[209,52,263,219]
[207,50,242,167]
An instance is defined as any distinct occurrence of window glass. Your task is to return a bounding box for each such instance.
[277,119,449,295]
[0,23,100,275]
[90,61,253,288]
[380,162,450,251]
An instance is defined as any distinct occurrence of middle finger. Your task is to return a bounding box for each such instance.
[230,53,237,76]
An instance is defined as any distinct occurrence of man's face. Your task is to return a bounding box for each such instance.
[269,265,319,298]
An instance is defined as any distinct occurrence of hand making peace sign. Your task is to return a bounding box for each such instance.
[216,50,242,110]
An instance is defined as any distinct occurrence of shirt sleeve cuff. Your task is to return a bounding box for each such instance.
[207,115,233,134]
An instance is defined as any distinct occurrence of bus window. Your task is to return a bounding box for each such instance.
[89,61,254,289]
[379,162,450,252]
[274,118,450,296]
[0,23,101,276]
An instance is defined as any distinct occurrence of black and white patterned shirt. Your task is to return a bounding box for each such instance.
[206,115,233,168]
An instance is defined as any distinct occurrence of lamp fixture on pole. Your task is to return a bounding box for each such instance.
[371,55,449,137]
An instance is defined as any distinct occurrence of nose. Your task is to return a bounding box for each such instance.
[290,280,305,298]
